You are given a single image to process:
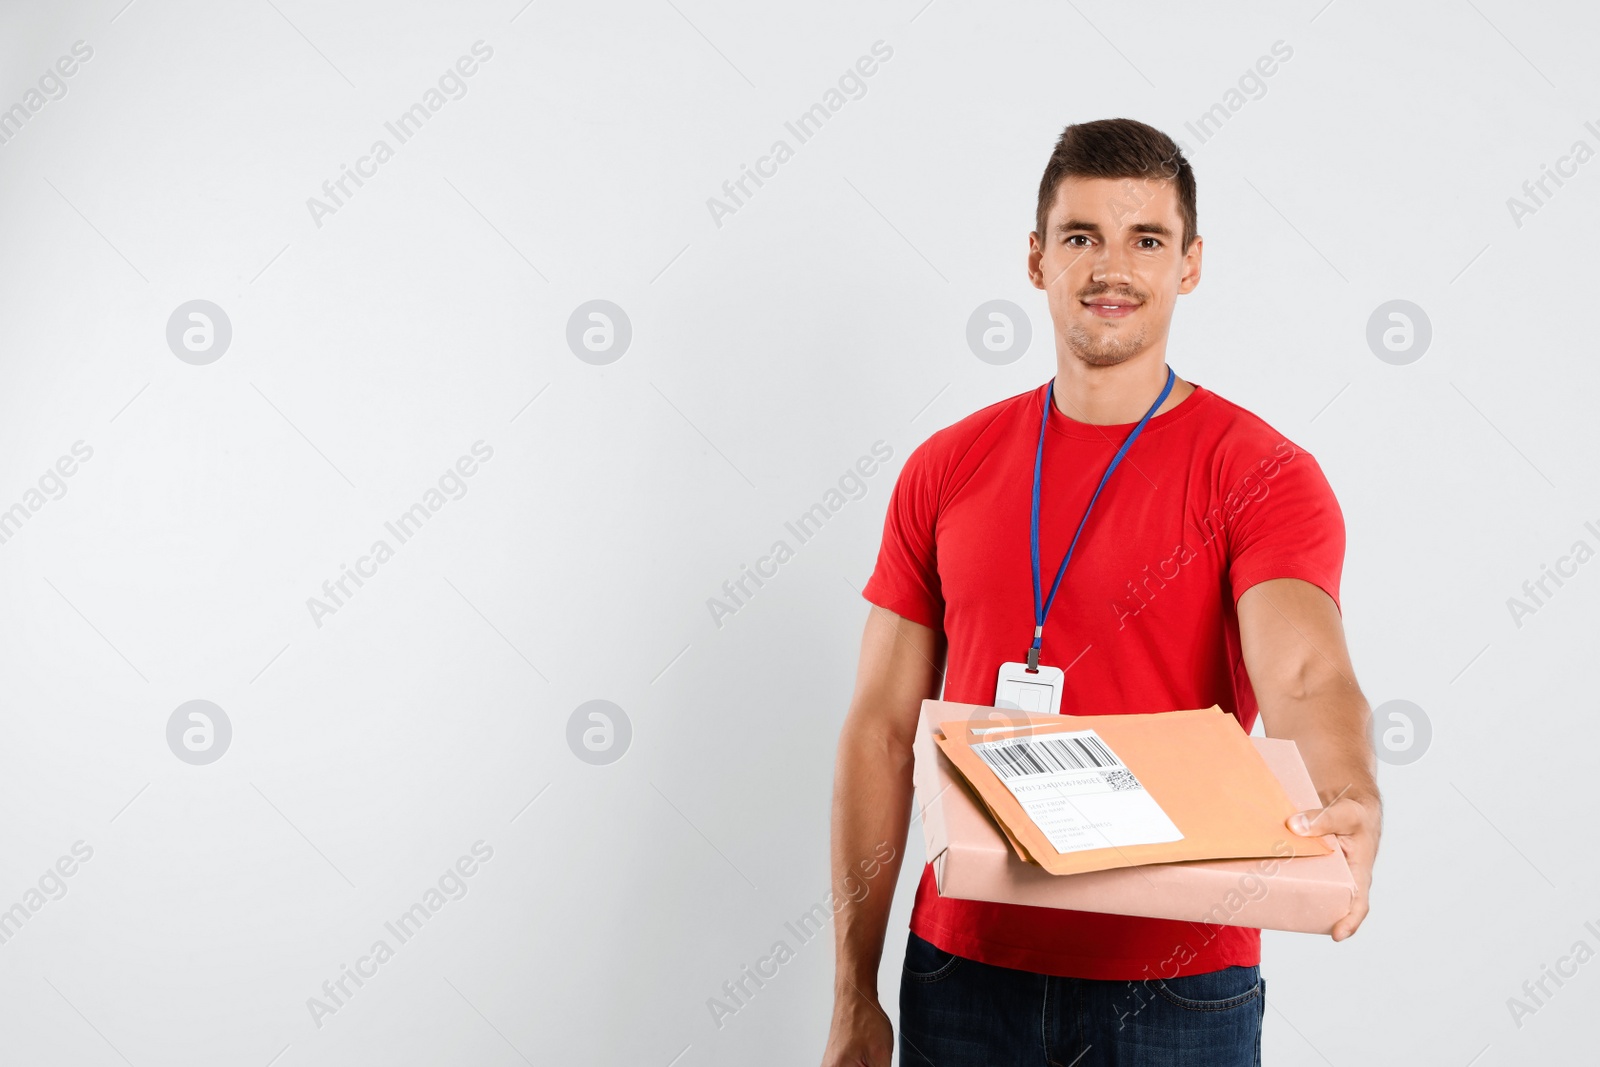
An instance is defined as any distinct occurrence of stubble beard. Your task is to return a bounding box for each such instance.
[1063,320,1149,368]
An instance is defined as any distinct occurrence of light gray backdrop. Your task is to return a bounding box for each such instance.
[0,0,1594,1064]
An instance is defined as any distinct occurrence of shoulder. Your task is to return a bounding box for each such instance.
[900,384,1040,483]
[1192,385,1305,452]
[1196,385,1344,527]
[1189,384,1328,484]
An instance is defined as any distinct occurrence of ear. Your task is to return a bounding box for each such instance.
[1027,231,1046,290]
[1177,234,1203,295]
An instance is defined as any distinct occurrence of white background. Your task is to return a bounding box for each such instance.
[0,1,1595,1064]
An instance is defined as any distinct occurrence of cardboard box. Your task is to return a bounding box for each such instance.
[913,700,1358,934]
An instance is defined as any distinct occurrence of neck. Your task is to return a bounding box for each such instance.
[1052,349,1193,425]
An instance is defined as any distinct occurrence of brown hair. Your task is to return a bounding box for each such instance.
[1034,118,1197,253]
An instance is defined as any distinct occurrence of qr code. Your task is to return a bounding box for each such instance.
[1101,769,1140,792]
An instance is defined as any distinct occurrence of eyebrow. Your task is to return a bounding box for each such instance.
[1054,218,1175,238]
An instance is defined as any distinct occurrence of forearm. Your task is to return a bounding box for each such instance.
[829,714,915,999]
[1265,683,1379,809]
[1239,579,1380,938]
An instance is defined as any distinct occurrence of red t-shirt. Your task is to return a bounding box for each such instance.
[862,378,1345,981]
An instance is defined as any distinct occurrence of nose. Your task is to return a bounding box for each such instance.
[1091,240,1133,289]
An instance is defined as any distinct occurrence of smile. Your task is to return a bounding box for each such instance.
[1082,301,1140,319]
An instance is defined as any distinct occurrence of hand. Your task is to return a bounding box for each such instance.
[1288,792,1381,941]
[820,991,894,1067]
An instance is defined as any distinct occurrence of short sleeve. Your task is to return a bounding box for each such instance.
[1224,443,1346,613]
[861,437,946,630]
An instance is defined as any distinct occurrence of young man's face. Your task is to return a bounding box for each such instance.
[1027,175,1202,368]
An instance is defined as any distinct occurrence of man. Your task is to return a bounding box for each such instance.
[820,118,1381,1065]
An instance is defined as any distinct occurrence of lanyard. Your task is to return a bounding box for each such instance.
[1028,365,1175,669]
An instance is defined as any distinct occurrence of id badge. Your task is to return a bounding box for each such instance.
[993,661,1065,716]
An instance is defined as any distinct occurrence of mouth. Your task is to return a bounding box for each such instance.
[1081,298,1140,319]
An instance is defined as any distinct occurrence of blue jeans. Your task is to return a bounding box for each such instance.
[899,931,1264,1066]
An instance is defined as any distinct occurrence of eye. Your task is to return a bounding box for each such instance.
[1064,234,1090,247]
[1138,237,1162,249]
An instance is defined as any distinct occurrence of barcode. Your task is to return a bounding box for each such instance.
[973,732,1124,780]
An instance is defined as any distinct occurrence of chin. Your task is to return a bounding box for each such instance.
[1064,328,1145,367]
[1075,351,1132,368]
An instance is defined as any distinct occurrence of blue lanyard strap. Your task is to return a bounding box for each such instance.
[1029,365,1175,669]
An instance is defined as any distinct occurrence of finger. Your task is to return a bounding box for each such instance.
[1331,892,1370,941]
[1287,799,1363,837]
[1330,844,1374,940]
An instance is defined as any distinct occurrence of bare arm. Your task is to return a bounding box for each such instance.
[1239,577,1381,941]
[821,605,945,1067]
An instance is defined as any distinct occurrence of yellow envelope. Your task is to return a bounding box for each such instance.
[933,703,1333,876]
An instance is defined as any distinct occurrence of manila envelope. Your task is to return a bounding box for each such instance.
[932,700,1333,876]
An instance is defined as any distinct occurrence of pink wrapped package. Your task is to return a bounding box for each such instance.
[912,700,1358,934]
